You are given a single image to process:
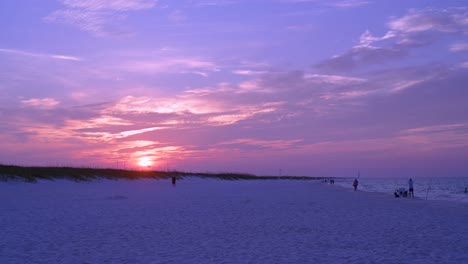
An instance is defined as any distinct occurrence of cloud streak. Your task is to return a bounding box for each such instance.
[450,42,468,52]
[331,0,370,8]
[21,98,60,109]
[59,0,157,11]
[45,0,158,36]
[0,48,82,61]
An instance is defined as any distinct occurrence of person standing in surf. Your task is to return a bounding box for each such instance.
[353,178,359,191]
[408,178,414,198]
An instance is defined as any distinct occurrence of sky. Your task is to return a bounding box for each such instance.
[1,0,468,177]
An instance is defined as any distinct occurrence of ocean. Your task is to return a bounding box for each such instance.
[333,177,468,204]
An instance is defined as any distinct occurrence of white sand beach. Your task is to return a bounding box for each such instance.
[1,178,467,264]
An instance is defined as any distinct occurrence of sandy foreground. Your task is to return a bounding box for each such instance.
[1,178,467,264]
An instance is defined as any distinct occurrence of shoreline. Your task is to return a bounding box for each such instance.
[331,177,468,205]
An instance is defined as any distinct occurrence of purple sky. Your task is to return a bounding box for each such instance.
[1,0,468,177]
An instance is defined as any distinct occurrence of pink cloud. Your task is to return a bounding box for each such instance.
[21,98,60,109]
[116,58,219,75]
[60,0,158,11]
[103,96,222,115]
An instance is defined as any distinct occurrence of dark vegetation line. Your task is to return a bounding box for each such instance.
[0,164,325,183]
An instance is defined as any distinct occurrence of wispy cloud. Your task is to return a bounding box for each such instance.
[59,0,157,11]
[282,0,370,9]
[116,57,219,76]
[401,123,468,135]
[387,8,468,47]
[298,133,466,156]
[0,48,82,61]
[193,0,241,7]
[317,7,468,72]
[102,126,163,140]
[450,42,468,52]
[168,10,188,23]
[316,45,406,72]
[232,70,268,76]
[237,79,273,93]
[101,95,280,127]
[284,24,316,32]
[320,90,372,100]
[45,0,158,36]
[21,98,60,109]
[103,95,221,115]
[397,123,468,151]
[218,138,303,150]
[330,0,370,8]
[207,103,278,125]
[304,74,367,85]
[388,8,468,35]
[358,30,396,47]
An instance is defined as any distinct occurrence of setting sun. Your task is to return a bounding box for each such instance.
[137,157,153,167]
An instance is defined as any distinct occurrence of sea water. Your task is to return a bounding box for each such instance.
[333,177,468,203]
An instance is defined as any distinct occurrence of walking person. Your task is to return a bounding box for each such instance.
[353,178,359,191]
[408,178,414,198]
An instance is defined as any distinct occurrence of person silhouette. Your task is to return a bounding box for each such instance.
[408,178,414,198]
[353,178,359,191]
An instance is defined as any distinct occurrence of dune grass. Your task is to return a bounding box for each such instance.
[0,164,324,183]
